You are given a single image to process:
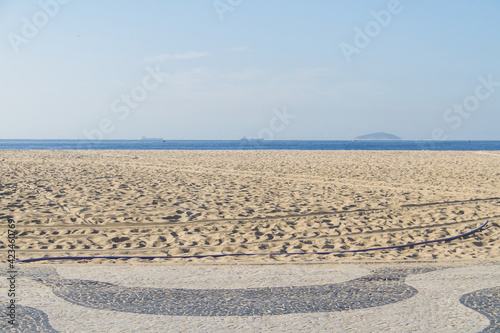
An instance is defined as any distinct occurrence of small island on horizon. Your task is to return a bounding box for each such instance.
[355,132,402,140]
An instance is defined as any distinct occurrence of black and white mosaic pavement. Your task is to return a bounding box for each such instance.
[460,286,500,333]
[3,265,498,332]
[0,305,59,333]
[26,267,437,316]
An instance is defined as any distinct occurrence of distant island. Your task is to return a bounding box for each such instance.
[355,132,402,140]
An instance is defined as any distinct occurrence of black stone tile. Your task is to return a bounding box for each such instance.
[460,286,500,333]
[0,305,58,333]
[24,266,437,317]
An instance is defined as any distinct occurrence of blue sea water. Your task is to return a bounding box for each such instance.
[0,140,499,150]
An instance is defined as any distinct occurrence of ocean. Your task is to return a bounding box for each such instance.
[0,140,499,151]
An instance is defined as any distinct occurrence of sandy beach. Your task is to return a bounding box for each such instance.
[1,150,499,264]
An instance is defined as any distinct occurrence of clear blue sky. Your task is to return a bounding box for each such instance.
[1,0,499,140]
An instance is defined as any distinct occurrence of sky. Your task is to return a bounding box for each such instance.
[1,0,499,140]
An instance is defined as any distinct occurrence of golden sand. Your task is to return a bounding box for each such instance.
[1,150,499,263]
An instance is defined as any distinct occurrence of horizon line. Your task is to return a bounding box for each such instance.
[1,139,499,142]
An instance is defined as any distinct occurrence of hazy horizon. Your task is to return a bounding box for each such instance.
[2,1,499,141]
[2,137,500,142]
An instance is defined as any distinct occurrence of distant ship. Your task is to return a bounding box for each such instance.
[240,137,264,142]
[141,136,163,141]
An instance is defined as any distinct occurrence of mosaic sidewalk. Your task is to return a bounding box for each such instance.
[1,262,498,332]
